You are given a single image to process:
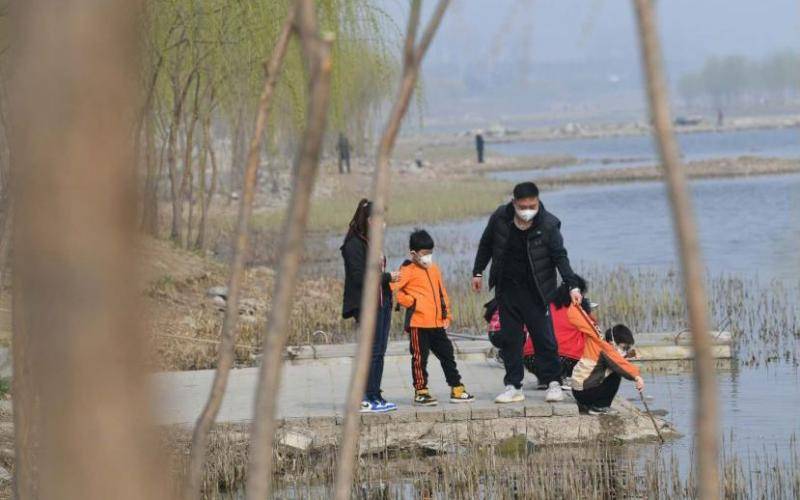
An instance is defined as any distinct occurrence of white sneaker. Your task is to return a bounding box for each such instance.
[494,385,525,404]
[545,381,564,402]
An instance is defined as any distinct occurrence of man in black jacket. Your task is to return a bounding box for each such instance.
[472,182,581,404]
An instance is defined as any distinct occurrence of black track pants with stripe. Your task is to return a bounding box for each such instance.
[409,327,462,390]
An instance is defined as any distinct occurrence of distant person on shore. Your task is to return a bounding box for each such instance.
[566,289,645,415]
[717,109,724,127]
[392,229,475,406]
[475,131,485,163]
[337,132,351,174]
[341,199,399,413]
[471,181,581,404]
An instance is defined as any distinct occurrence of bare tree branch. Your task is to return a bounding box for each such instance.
[631,1,719,498]
[182,9,295,500]
[244,1,335,498]
[332,2,450,499]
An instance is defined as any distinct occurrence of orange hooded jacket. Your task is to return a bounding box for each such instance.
[391,260,451,329]
[567,304,641,391]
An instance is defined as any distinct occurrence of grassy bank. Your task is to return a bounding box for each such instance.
[250,177,513,234]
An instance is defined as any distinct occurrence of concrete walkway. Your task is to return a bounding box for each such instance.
[152,346,535,426]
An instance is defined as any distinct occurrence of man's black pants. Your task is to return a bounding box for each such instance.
[573,373,622,409]
[498,284,560,389]
[409,327,462,390]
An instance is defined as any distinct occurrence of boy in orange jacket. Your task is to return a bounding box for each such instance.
[392,229,475,406]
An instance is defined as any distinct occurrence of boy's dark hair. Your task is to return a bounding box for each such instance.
[409,229,434,252]
[604,324,635,345]
[552,275,587,309]
[513,182,539,200]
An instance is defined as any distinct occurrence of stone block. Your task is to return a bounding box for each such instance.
[470,407,499,420]
[444,408,471,422]
[390,410,417,423]
[524,403,552,417]
[551,402,579,416]
[498,405,525,418]
[416,409,445,422]
[277,430,313,451]
[361,412,391,425]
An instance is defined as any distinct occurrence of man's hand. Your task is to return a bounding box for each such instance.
[471,276,483,293]
[390,271,401,283]
[634,376,645,392]
[570,287,582,305]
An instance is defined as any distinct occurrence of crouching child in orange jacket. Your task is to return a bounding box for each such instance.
[391,229,475,406]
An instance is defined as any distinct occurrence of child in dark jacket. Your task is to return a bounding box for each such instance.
[391,229,475,406]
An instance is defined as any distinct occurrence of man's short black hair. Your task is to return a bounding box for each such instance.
[604,324,635,345]
[513,182,539,200]
[409,229,435,251]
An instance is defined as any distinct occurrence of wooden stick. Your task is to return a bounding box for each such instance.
[631,0,719,497]
[332,2,450,500]
[244,1,334,498]
[638,391,665,444]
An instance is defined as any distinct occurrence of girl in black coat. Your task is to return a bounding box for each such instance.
[341,199,397,413]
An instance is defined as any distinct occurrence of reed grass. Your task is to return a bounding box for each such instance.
[164,426,800,499]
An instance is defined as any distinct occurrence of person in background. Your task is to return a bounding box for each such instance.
[392,229,475,406]
[341,199,399,413]
[567,289,645,415]
[475,131,485,164]
[337,132,351,174]
[472,182,581,404]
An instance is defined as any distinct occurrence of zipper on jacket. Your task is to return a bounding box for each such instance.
[525,233,546,305]
[424,267,442,327]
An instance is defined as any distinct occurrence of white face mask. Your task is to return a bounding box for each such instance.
[515,208,538,222]
[417,253,433,266]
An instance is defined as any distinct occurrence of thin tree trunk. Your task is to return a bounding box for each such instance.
[182,11,296,500]
[195,118,218,250]
[332,2,449,499]
[194,119,208,251]
[631,1,719,498]
[245,2,333,498]
[168,71,194,242]
[180,77,200,247]
[10,1,167,499]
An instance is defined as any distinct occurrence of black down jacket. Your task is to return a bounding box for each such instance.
[472,202,577,304]
[341,235,392,320]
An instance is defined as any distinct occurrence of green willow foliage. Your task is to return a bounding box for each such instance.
[142,0,398,142]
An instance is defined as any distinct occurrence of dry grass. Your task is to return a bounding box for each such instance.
[163,425,800,499]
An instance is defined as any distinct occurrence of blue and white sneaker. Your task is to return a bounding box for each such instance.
[376,397,397,412]
[360,399,389,413]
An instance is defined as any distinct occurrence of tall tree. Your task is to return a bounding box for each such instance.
[10,0,167,498]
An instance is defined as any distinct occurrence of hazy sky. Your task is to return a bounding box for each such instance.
[409,0,800,68]
[380,1,800,125]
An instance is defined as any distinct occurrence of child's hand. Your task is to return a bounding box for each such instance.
[390,271,401,282]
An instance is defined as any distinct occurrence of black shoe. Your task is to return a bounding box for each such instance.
[588,406,618,416]
[577,403,591,414]
[414,389,439,406]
